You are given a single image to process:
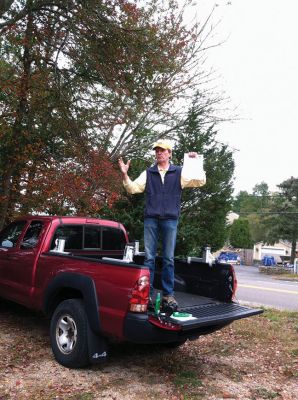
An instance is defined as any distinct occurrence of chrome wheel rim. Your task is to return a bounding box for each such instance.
[56,314,77,354]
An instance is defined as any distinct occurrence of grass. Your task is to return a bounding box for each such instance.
[68,394,94,400]
[251,387,280,399]
[173,309,298,399]
[174,370,203,388]
[273,273,298,281]
[25,391,95,400]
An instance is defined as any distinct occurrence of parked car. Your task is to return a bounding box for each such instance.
[217,251,241,265]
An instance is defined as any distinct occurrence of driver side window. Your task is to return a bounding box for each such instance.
[0,221,27,248]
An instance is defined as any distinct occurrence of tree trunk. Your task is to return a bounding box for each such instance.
[0,1,33,228]
[0,167,14,230]
[290,237,297,265]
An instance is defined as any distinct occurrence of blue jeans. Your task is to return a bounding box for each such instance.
[144,217,178,297]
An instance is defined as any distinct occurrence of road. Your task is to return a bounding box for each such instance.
[233,265,298,311]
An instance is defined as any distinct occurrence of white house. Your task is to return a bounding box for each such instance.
[253,240,298,263]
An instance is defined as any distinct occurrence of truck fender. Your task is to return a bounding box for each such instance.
[43,272,101,334]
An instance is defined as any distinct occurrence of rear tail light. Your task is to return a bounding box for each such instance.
[148,315,182,331]
[129,275,150,312]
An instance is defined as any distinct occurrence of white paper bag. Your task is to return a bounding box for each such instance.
[183,153,205,180]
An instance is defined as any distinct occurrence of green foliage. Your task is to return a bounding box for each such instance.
[233,182,271,214]
[232,177,298,262]
[233,182,270,213]
[262,176,298,263]
[232,183,272,244]
[229,218,253,249]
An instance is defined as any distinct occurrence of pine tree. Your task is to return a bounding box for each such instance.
[263,177,298,264]
[229,219,253,249]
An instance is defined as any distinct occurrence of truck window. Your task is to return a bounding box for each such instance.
[51,226,83,250]
[0,220,27,248]
[102,227,126,251]
[84,226,101,249]
[21,221,44,249]
[50,224,126,251]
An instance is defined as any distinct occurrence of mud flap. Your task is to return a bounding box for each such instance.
[87,322,109,364]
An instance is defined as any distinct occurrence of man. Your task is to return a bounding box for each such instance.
[118,139,206,309]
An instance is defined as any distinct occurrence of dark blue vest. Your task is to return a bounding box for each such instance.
[144,164,182,219]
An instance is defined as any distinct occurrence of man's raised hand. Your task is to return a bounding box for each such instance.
[118,157,131,176]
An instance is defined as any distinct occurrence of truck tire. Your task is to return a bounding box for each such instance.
[50,299,89,368]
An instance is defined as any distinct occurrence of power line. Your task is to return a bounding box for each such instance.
[235,194,293,198]
[236,211,298,215]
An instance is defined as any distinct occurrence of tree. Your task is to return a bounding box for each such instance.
[233,182,270,214]
[232,190,252,214]
[18,148,121,216]
[232,182,272,244]
[0,0,223,228]
[263,177,298,264]
[229,218,252,249]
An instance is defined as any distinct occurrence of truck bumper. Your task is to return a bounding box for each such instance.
[123,312,228,344]
[123,302,263,344]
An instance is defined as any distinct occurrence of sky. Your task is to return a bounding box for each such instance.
[187,0,298,195]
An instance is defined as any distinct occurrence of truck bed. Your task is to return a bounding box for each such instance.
[153,291,263,331]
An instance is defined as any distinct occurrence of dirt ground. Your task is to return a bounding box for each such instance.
[0,300,297,400]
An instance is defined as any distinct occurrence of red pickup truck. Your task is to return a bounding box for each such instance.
[0,215,262,368]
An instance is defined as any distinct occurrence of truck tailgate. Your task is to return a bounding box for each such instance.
[169,292,263,330]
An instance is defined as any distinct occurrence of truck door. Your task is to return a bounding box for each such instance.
[0,220,27,299]
[0,220,45,305]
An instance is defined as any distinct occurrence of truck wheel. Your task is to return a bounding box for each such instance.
[50,299,89,368]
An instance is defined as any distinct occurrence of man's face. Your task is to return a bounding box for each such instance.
[155,147,171,164]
